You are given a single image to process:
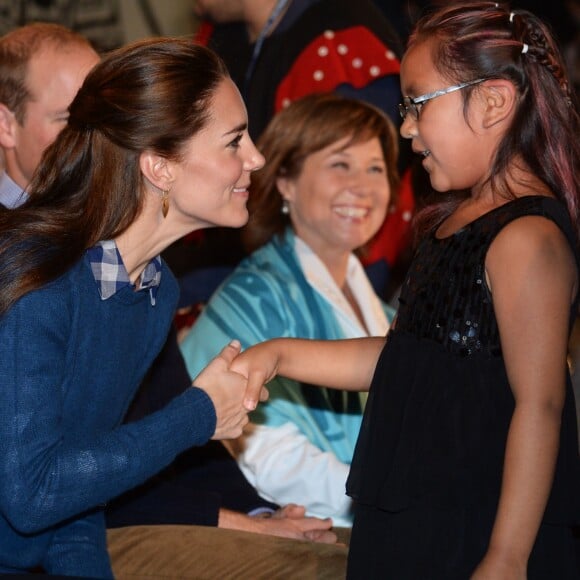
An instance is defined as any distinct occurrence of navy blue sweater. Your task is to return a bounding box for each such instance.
[0,254,216,577]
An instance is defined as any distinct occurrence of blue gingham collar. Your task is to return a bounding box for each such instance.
[87,240,162,305]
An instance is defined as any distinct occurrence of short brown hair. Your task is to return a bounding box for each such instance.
[0,22,95,122]
[242,93,400,252]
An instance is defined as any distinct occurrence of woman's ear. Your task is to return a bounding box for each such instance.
[275,175,296,203]
[139,150,174,191]
[479,79,518,129]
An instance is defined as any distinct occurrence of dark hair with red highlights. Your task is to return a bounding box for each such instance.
[0,38,229,314]
[409,2,580,241]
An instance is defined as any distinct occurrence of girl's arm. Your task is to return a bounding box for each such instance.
[472,216,577,579]
[232,337,386,409]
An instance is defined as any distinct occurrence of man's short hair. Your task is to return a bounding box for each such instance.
[0,22,95,123]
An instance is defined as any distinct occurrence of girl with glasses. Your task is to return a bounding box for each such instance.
[232,2,580,578]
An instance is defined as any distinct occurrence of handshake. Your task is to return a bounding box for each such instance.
[191,339,275,440]
[192,339,340,545]
[193,335,376,440]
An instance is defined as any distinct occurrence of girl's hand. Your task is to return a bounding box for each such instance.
[230,340,280,410]
[192,340,250,439]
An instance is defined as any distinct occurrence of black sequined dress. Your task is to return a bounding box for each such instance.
[346,196,580,578]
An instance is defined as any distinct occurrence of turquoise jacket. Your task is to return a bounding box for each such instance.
[180,229,393,474]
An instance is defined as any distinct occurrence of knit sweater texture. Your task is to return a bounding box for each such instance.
[0,254,216,577]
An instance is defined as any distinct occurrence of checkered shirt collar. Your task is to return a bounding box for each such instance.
[87,240,162,305]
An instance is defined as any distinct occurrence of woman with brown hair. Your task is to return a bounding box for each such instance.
[0,37,270,577]
[181,93,399,528]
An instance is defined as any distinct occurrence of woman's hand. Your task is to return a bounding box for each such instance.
[270,503,338,544]
[192,340,250,440]
[218,504,338,544]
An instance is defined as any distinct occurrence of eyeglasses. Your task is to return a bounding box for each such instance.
[398,78,487,121]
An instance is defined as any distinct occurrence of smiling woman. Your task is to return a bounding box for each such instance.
[168,77,264,230]
[0,37,265,578]
[180,92,399,527]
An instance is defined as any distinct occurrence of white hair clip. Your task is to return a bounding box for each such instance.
[509,12,515,22]
[521,43,529,54]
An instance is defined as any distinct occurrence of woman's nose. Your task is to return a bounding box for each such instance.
[245,141,265,172]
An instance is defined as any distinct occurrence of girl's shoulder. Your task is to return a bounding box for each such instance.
[486,194,569,224]
[489,209,576,268]
[484,195,577,256]
[442,195,576,251]
[486,196,578,310]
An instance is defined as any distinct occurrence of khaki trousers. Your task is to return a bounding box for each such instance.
[108,525,348,579]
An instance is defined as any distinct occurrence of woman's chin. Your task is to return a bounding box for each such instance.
[227,210,250,229]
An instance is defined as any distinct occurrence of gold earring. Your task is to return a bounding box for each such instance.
[161,189,169,218]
